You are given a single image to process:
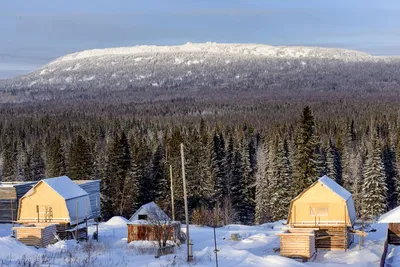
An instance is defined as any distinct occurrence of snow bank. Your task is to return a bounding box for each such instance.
[104,216,128,227]
[0,237,38,259]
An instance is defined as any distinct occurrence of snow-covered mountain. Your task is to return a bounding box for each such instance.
[2,42,400,102]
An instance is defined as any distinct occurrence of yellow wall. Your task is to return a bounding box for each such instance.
[18,182,70,223]
[288,182,351,226]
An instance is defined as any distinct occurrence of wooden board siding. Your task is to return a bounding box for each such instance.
[278,229,316,259]
[0,182,35,223]
[388,223,400,244]
[14,224,57,247]
[314,227,351,250]
[128,223,181,243]
[76,180,101,219]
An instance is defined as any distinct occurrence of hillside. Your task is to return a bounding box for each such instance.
[1,42,400,102]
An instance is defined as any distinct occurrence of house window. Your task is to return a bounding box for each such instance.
[310,207,328,217]
[138,214,148,220]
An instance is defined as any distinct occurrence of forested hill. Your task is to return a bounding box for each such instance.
[0,95,399,224]
[2,43,400,102]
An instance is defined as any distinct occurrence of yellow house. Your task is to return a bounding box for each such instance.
[282,176,356,251]
[18,176,92,226]
[288,175,356,227]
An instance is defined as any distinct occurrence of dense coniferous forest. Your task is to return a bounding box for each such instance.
[1,93,400,223]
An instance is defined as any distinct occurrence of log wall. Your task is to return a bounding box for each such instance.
[14,224,57,247]
[278,229,316,259]
[314,227,351,250]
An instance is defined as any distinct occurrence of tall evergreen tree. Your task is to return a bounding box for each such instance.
[362,136,387,219]
[326,138,343,185]
[255,141,270,224]
[46,137,66,177]
[293,106,319,196]
[68,135,93,180]
[231,149,247,223]
[382,141,399,210]
[268,137,293,221]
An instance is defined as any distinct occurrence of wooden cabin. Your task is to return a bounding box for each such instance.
[0,179,100,223]
[280,175,356,255]
[16,176,93,242]
[0,182,36,223]
[128,202,182,243]
[378,206,400,244]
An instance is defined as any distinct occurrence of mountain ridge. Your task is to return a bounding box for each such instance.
[2,43,400,103]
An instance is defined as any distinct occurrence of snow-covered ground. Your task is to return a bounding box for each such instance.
[0,218,392,266]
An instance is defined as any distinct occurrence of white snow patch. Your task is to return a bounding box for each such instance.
[104,216,128,227]
[152,83,159,87]
[81,75,95,81]
[235,75,240,79]
[65,77,73,83]
[226,60,231,64]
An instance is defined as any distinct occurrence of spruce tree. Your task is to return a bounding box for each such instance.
[268,137,292,221]
[362,136,387,219]
[382,141,399,210]
[231,149,247,224]
[46,137,66,177]
[68,135,93,180]
[255,141,270,224]
[293,106,319,196]
[2,140,18,181]
[326,138,343,185]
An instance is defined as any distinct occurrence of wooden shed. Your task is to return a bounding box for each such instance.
[13,223,57,247]
[17,176,92,240]
[277,228,317,260]
[0,182,36,223]
[285,175,356,251]
[378,205,400,244]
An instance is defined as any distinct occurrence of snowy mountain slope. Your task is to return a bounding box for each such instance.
[2,42,400,102]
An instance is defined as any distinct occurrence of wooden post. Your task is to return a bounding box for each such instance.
[181,143,192,262]
[10,200,14,237]
[76,200,79,243]
[170,165,175,221]
[344,205,347,251]
[96,196,99,242]
[85,198,88,242]
[213,220,219,267]
[36,205,39,222]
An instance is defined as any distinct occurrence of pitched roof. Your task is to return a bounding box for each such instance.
[42,176,88,200]
[378,205,400,223]
[129,202,170,222]
[319,175,352,200]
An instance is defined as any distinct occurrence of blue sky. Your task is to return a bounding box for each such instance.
[1,0,400,78]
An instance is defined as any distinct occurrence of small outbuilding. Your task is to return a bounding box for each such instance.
[280,175,357,254]
[127,202,182,243]
[128,202,170,222]
[16,176,93,241]
[378,206,400,245]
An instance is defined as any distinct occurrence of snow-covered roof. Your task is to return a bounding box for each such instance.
[42,176,89,200]
[319,175,352,201]
[129,202,170,222]
[378,206,400,223]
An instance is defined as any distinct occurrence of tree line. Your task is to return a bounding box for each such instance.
[0,98,398,224]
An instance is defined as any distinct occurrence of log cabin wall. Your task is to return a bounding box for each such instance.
[388,223,400,244]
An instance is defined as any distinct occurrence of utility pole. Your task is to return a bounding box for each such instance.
[170,165,175,221]
[181,143,192,262]
[76,200,79,243]
[213,214,219,267]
